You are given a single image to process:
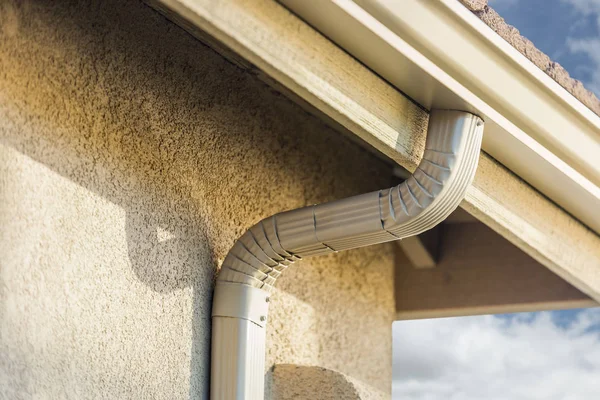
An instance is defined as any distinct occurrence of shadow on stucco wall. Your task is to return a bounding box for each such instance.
[269,364,387,399]
[125,210,210,293]
[125,208,215,397]
[0,0,395,396]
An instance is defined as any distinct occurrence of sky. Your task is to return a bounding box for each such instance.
[393,309,600,399]
[488,0,600,95]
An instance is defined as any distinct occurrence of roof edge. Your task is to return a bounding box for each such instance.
[459,0,600,118]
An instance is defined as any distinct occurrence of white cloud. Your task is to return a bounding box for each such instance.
[393,310,600,400]
[561,0,600,14]
[567,37,600,94]
[561,0,600,95]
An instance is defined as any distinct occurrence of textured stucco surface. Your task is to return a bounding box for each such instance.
[459,0,600,116]
[271,365,387,400]
[0,0,395,398]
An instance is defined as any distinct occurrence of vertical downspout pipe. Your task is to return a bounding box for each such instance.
[210,110,484,399]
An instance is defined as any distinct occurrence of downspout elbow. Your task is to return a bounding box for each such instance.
[210,110,484,399]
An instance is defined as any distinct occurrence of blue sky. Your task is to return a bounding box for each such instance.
[489,0,600,95]
[393,309,600,399]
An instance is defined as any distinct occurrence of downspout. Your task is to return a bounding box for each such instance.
[211,109,484,399]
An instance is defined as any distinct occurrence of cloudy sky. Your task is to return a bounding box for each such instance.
[489,0,600,95]
[393,309,600,399]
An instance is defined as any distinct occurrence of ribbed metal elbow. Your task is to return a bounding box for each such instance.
[211,110,484,399]
[216,110,483,292]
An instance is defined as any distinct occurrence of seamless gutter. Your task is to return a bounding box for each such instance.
[280,0,600,234]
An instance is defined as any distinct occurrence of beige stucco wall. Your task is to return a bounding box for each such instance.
[271,365,387,399]
[0,0,395,398]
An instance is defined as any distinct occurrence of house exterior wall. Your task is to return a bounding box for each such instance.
[0,0,396,398]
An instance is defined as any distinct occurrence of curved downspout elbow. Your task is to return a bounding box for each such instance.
[210,110,484,399]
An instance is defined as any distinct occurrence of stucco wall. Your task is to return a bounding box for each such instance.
[0,0,395,398]
[271,365,387,399]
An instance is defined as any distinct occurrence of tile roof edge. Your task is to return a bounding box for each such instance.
[459,0,600,117]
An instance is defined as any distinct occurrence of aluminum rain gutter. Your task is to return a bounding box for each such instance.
[211,110,483,399]
[280,0,600,234]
